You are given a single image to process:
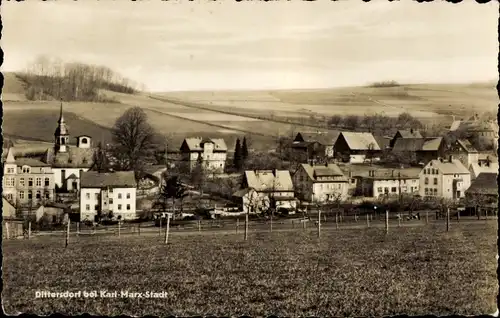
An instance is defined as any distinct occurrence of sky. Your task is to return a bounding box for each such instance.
[1,1,498,92]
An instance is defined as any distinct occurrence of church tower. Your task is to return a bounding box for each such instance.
[54,100,69,153]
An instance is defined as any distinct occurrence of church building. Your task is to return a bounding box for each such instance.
[42,102,96,192]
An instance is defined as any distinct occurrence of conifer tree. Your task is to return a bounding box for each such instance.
[233,138,242,170]
[242,137,249,161]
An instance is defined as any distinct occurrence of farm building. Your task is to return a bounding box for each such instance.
[418,156,471,200]
[389,129,423,148]
[465,172,498,214]
[355,168,421,198]
[333,131,381,163]
[447,139,478,168]
[291,131,338,161]
[241,169,297,212]
[392,137,446,164]
[80,171,137,221]
[34,202,69,224]
[293,163,349,203]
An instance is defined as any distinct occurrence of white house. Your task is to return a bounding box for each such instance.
[333,132,381,163]
[80,171,137,221]
[42,103,95,191]
[179,137,227,173]
[293,163,349,203]
[357,168,420,198]
[418,156,471,200]
[241,169,297,212]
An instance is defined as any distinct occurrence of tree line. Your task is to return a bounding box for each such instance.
[327,112,424,135]
[17,55,141,102]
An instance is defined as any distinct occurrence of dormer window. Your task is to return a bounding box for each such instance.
[22,166,31,174]
[81,138,88,144]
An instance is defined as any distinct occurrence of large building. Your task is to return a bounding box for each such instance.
[293,163,349,203]
[2,148,56,207]
[392,137,446,164]
[80,171,137,221]
[42,103,95,191]
[356,168,420,198]
[291,131,338,162]
[333,132,381,163]
[418,156,471,200]
[179,137,227,173]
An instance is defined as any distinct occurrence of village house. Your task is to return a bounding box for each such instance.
[2,148,56,207]
[80,171,137,221]
[239,169,297,213]
[389,129,423,148]
[291,131,338,162]
[179,137,227,173]
[418,156,471,200]
[333,131,381,163]
[465,172,498,215]
[293,163,349,203]
[469,156,499,180]
[449,114,499,151]
[2,195,17,220]
[355,168,421,198]
[42,103,95,192]
[447,139,478,168]
[34,202,70,224]
[392,137,446,164]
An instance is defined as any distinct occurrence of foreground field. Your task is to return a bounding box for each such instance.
[2,222,497,316]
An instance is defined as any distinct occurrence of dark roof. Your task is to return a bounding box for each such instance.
[456,139,478,153]
[294,132,338,146]
[44,146,95,168]
[80,171,137,188]
[232,188,253,198]
[374,136,390,150]
[15,158,51,167]
[396,130,423,139]
[466,173,498,196]
[392,137,442,152]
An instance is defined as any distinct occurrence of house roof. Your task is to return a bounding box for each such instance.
[294,131,339,146]
[363,168,421,180]
[396,130,423,139]
[143,165,167,175]
[80,171,137,188]
[15,158,51,167]
[427,159,470,175]
[300,163,348,182]
[470,162,499,178]
[466,172,498,196]
[244,170,294,192]
[44,146,95,168]
[449,120,463,131]
[66,173,78,180]
[5,148,15,164]
[338,132,381,150]
[392,137,442,152]
[374,136,390,150]
[456,139,478,153]
[181,137,227,152]
[478,153,499,163]
[232,188,253,198]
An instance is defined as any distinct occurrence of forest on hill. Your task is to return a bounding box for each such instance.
[15,55,142,102]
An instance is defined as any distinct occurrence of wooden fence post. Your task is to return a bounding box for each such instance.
[159,218,162,236]
[292,220,295,229]
[76,222,80,236]
[398,214,401,227]
[164,215,170,244]
[244,213,249,241]
[118,221,121,238]
[236,218,239,233]
[5,222,9,240]
[317,209,321,239]
[355,213,358,222]
[457,210,460,223]
[65,220,70,248]
[446,208,450,232]
[426,210,429,225]
[385,210,389,235]
[270,213,273,233]
[138,223,141,235]
[28,221,32,239]
[198,220,201,232]
[336,213,339,229]
[366,214,370,228]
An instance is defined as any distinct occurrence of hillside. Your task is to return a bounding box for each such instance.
[3,73,497,151]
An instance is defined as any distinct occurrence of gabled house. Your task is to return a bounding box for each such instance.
[333,132,381,163]
[80,171,137,221]
[418,156,471,200]
[241,169,297,212]
[179,137,227,173]
[291,131,338,161]
[392,137,446,164]
[389,129,423,148]
[465,172,498,212]
[356,168,421,198]
[447,139,478,168]
[469,159,499,180]
[293,163,349,203]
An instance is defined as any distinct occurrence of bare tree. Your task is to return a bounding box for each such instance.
[111,107,157,177]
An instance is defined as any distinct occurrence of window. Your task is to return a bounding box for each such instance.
[28,178,33,187]
[6,194,13,201]
[118,193,122,199]
[423,169,426,175]
[22,166,31,173]
[86,193,90,199]
[424,177,429,185]
[6,167,14,174]
[28,190,32,199]
[86,204,90,211]
[424,188,429,195]
[118,204,122,210]
[391,187,397,193]
[5,177,15,187]
[44,178,50,186]
[41,168,45,173]
[19,191,25,199]
[81,138,88,144]
[433,178,438,185]
[384,187,389,193]
[377,187,383,193]
[109,198,114,204]
[126,204,131,210]
[94,205,99,211]
[45,192,50,199]
[36,190,41,200]
[95,193,99,200]
[36,177,42,187]
[20,178,25,187]
[433,188,438,195]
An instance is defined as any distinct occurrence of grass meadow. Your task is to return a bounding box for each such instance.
[2,222,497,316]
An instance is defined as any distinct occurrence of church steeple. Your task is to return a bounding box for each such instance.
[54,99,69,153]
